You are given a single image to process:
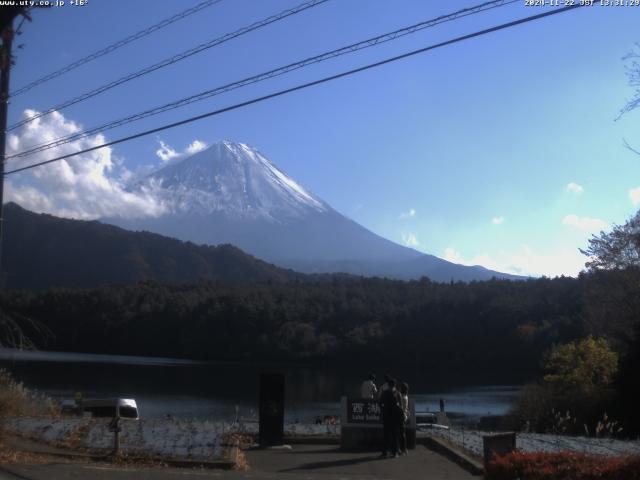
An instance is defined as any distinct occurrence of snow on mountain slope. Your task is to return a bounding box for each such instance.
[106,140,518,281]
[138,141,327,222]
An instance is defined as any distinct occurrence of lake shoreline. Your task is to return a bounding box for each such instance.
[0,348,522,423]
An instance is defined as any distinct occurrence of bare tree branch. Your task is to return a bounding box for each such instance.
[617,43,640,120]
[0,308,53,350]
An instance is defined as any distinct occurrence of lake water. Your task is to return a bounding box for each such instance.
[0,349,521,423]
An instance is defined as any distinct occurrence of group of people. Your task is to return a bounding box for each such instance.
[360,373,410,458]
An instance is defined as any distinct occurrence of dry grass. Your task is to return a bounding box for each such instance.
[221,431,252,470]
[231,448,249,471]
[221,432,254,447]
[0,368,59,461]
[0,369,58,420]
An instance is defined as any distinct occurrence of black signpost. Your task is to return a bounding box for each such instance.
[258,373,285,446]
[346,399,381,424]
[341,396,416,451]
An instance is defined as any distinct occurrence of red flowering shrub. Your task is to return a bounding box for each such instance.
[485,451,640,480]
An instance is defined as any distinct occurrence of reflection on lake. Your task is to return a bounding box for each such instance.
[0,349,520,423]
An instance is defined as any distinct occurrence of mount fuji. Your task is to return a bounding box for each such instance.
[107,141,518,281]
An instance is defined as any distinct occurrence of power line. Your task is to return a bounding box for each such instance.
[8,0,331,132]
[8,0,518,160]
[8,0,515,158]
[4,3,584,177]
[9,0,224,97]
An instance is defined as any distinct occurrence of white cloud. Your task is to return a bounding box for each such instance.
[399,208,416,219]
[630,187,640,206]
[402,232,420,247]
[444,247,509,273]
[155,139,208,163]
[155,140,179,163]
[5,109,166,220]
[566,182,584,194]
[491,216,504,225]
[444,245,587,278]
[562,214,609,232]
[186,140,207,155]
[444,247,466,265]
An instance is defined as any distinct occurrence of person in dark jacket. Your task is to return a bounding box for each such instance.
[379,378,403,458]
[377,374,392,400]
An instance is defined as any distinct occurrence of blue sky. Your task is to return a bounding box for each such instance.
[5,0,640,277]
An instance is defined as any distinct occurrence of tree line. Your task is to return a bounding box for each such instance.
[0,271,631,381]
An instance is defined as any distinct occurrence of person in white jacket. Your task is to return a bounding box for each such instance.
[399,381,410,455]
[360,374,378,399]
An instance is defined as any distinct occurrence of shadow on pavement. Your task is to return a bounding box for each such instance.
[279,454,383,472]
[286,448,343,454]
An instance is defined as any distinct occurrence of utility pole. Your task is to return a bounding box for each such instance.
[0,19,13,287]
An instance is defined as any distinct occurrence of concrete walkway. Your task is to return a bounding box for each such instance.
[242,443,476,479]
[0,443,475,480]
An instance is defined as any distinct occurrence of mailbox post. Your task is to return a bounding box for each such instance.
[108,414,121,455]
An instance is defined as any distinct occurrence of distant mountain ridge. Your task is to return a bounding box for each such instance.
[2,203,301,291]
[109,140,520,282]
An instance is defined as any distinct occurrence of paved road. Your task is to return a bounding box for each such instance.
[0,444,475,480]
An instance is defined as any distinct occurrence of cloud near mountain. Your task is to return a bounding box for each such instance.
[5,109,165,219]
[6,109,519,281]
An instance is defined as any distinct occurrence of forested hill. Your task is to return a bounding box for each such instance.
[0,275,595,381]
[1,203,302,290]
[1,205,638,381]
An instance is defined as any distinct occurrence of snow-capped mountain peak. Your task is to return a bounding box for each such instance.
[108,140,519,281]
[137,140,327,221]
